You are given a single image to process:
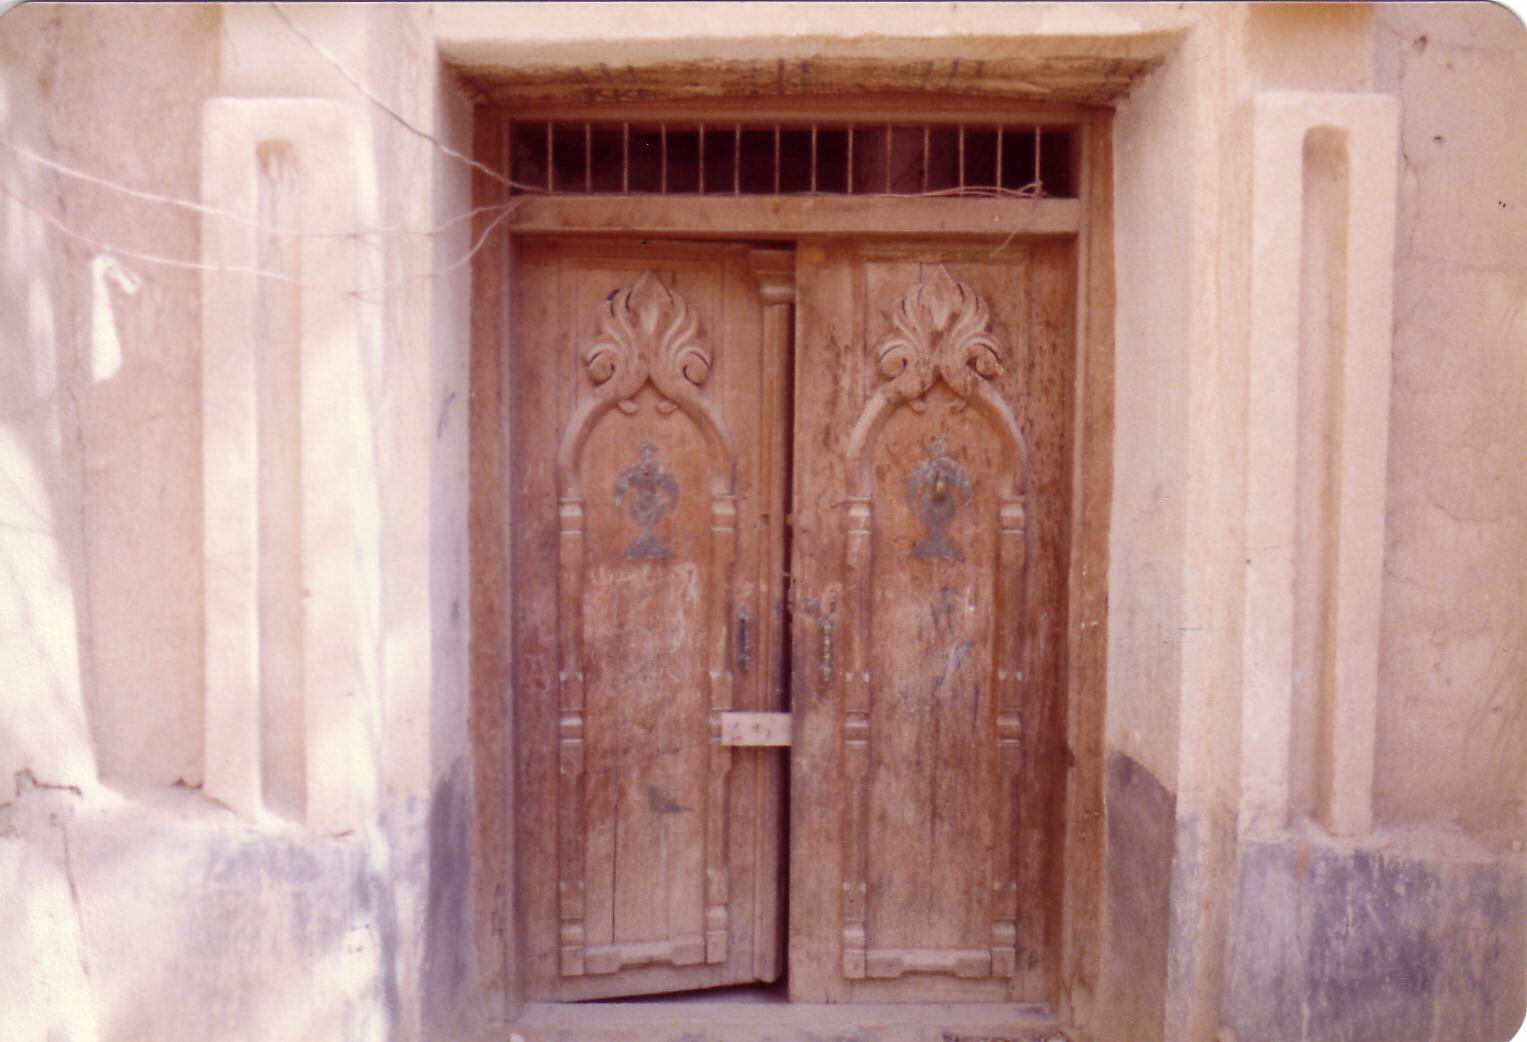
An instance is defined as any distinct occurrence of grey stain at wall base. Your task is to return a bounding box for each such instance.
[1226,830,1526,1042]
[423,758,475,1035]
[1097,752,1174,1042]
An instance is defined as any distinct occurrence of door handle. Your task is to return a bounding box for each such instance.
[735,605,752,675]
[818,613,835,687]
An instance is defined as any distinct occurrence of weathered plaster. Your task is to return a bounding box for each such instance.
[1226,821,1525,1042]
[433,1,1190,105]
[1372,0,1527,846]
[2,4,482,1039]
[0,2,214,794]
[1104,5,1193,792]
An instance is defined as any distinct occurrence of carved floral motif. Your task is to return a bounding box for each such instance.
[585,270,710,415]
[873,265,1002,411]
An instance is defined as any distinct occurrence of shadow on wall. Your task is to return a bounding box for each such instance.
[0,33,98,809]
[0,2,213,805]
[1,10,403,1040]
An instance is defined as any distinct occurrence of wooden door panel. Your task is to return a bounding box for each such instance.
[513,241,789,999]
[865,387,1008,968]
[790,242,1074,1003]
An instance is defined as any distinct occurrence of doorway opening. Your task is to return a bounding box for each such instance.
[468,98,1114,1025]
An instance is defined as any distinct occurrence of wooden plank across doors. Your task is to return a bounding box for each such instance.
[510,237,791,1000]
[789,240,1076,1004]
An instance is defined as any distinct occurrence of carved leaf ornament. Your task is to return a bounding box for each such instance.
[874,265,1002,412]
[556,269,736,502]
[586,270,711,416]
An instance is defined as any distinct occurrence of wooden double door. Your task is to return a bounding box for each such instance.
[510,235,1074,1004]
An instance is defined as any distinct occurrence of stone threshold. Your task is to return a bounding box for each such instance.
[487,992,1069,1042]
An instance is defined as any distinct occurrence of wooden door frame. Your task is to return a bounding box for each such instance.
[467,100,1113,1023]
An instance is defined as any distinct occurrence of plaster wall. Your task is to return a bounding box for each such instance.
[1105,19,1191,793]
[1101,11,1258,1039]
[0,0,94,808]
[1217,9,1526,1040]
[1,4,482,1040]
[1372,1,1527,846]
[1093,27,1201,1042]
[0,3,215,795]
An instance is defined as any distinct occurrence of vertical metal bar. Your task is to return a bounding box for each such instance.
[1034,125,1042,195]
[773,124,781,195]
[698,122,706,195]
[507,121,515,193]
[733,122,741,195]
[995,125,1004,191]
[921,124,930,193]
[846,124,854,194]
[884,123,892,194]
[622,122,630,194]
[661,123,668,195]
[546,121,554,193]
[584,122,592,193]
[958,124,966,190]
[810,124,818,195]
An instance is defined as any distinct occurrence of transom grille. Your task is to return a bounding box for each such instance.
[508,120,1075,199]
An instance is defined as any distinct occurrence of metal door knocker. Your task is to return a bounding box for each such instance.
[614,441,679,559]
[907,439,971,561]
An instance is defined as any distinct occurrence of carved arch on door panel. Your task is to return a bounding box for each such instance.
[838,264,1032,982]
[552,270,742,977]
[557,271,739,499]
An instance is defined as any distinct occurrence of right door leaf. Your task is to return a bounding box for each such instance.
[791,243,1075,1005]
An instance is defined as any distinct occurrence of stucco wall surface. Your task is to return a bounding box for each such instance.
[0,2,213,798]
[1106,25,1192,793]
[1372,1,1527,846]
[1,4,483,1041]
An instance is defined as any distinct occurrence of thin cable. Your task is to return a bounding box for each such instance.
[889,184,1046,200]
[1,136,520,239]
[268,3,537,195]
[0,177,517,300]
[353,204,516,302]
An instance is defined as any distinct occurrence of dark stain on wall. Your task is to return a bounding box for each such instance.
[423,757,475,1034]
[1226,830,1526,1042]
[1098,750,1177,1042]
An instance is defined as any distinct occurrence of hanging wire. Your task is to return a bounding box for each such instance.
[267,2,542,196]
[0,176,519,302]
[2,6,1074,302]
[1,137,518,239]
